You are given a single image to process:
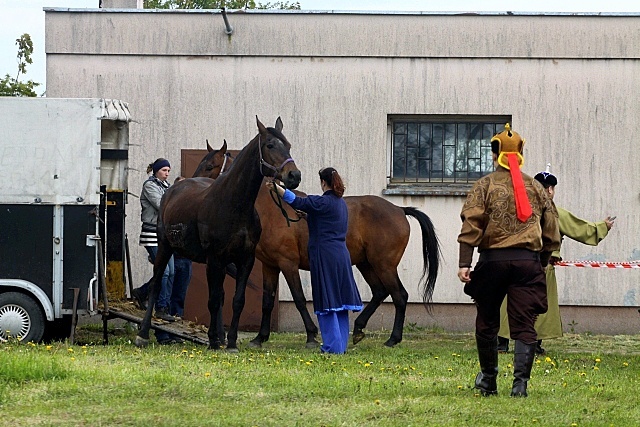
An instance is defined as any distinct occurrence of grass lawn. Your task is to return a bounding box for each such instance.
[1,324,639,426]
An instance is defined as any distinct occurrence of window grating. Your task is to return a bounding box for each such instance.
[391,118,509,184]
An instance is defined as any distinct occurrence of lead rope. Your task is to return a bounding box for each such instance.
[267,180,304,227]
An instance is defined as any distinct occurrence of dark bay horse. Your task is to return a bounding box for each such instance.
[135,117,301,351]
[194,143,441,348]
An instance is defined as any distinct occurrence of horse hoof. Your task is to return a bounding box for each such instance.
[384,338,400,347]
[226,347,239,353]
[134,336,149,348]
[247,340,262,349]
[305,340,320,349]
[352,332,365,345]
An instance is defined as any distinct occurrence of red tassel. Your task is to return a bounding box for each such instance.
[507,154,532,222]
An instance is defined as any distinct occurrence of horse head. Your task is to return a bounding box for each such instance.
[192,139,233,179]
[256,116,301,190]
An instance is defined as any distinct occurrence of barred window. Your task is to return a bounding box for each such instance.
[390,116,510,186]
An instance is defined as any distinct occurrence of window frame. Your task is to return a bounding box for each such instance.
[384,114,511,196]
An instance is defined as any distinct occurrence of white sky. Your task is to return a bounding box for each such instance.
[1,0,639,95]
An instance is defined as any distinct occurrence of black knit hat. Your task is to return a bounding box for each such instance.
[534,164,558,188]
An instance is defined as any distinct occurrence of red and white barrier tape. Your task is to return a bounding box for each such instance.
[555,260,640,269]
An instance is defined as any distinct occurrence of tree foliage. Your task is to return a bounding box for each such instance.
[0,34,41,97]
[143,0,300,9]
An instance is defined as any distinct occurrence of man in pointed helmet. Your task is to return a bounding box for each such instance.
[457,123,561,397]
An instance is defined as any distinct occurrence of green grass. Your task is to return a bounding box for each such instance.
[0,326,639,426]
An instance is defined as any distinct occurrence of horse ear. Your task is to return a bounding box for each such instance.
[206,139,213,152]
[221,139,227,153]
[256,116,268,136]
[275,116,283,132]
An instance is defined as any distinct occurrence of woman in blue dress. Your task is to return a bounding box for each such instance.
[268,167,363,354]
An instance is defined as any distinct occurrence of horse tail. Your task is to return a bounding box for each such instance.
[402,207,442,311]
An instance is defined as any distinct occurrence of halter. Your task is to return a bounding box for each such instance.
[258,134,295,178]
[220,152,231,173]
[257,134,302,227]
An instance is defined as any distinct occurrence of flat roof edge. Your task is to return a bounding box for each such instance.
[42,8,640,17]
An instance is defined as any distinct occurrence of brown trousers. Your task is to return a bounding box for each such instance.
[465,254,547,344]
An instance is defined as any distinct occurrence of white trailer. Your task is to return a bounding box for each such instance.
[0,98,131,342]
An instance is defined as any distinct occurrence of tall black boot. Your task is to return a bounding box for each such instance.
[511,340,536,397]
[474,334,498,396]
[497,336,510,353]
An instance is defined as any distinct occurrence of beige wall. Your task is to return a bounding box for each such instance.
[44,9,640,332]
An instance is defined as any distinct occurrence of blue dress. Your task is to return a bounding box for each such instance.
[287,190,363,314]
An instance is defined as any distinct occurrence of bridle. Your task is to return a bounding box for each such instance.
[257,134,303,227]
[220,152,231,174]
[258,134,295,178]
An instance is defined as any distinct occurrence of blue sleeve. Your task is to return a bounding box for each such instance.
[290,194,330,214]
[283,189,296,204]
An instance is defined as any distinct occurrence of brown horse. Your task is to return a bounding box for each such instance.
[194,143,441,348]
[135,117,301,351]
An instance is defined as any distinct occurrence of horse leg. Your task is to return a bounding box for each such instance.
[281,265,319,348]
[352,263,389,345]
[377,269,409,347]
[226,256,255,352]
[206,261,226,350]
[249,264,279,348]
[135,241,173,347]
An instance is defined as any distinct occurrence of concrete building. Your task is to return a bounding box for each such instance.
[44,5,640,334]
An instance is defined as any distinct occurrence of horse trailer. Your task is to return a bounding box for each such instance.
[0,98,131,343]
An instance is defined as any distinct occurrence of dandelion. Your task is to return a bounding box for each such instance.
[457,385,463,390]
[364,363,371,368]
[447,368,453,372]
[434,356,439,360]
[67,348,74,353]
[305,361,312,366]
[593,366,599,370]
[595,358,601,363]
[623,362,629,367]
[70,357,75,361]
[46,345,52,351]
[571,423,578,427]
[374,399,381,405]
[545,356,552,363]
[205,372,211,377]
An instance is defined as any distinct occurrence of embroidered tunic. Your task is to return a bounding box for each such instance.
[458,168,560,267]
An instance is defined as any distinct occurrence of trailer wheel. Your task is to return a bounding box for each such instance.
[0,292,46,343]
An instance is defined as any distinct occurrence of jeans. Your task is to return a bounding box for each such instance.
[171,256,192,317]
[138,246,174,310]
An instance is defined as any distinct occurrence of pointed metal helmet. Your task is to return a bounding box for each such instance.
[491,123,526,170]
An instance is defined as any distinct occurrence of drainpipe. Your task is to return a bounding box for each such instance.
[221,8,234,35]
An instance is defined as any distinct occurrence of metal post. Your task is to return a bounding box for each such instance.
[97,242,110,345]
[69,288,80,345]
[125,234,134,298]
